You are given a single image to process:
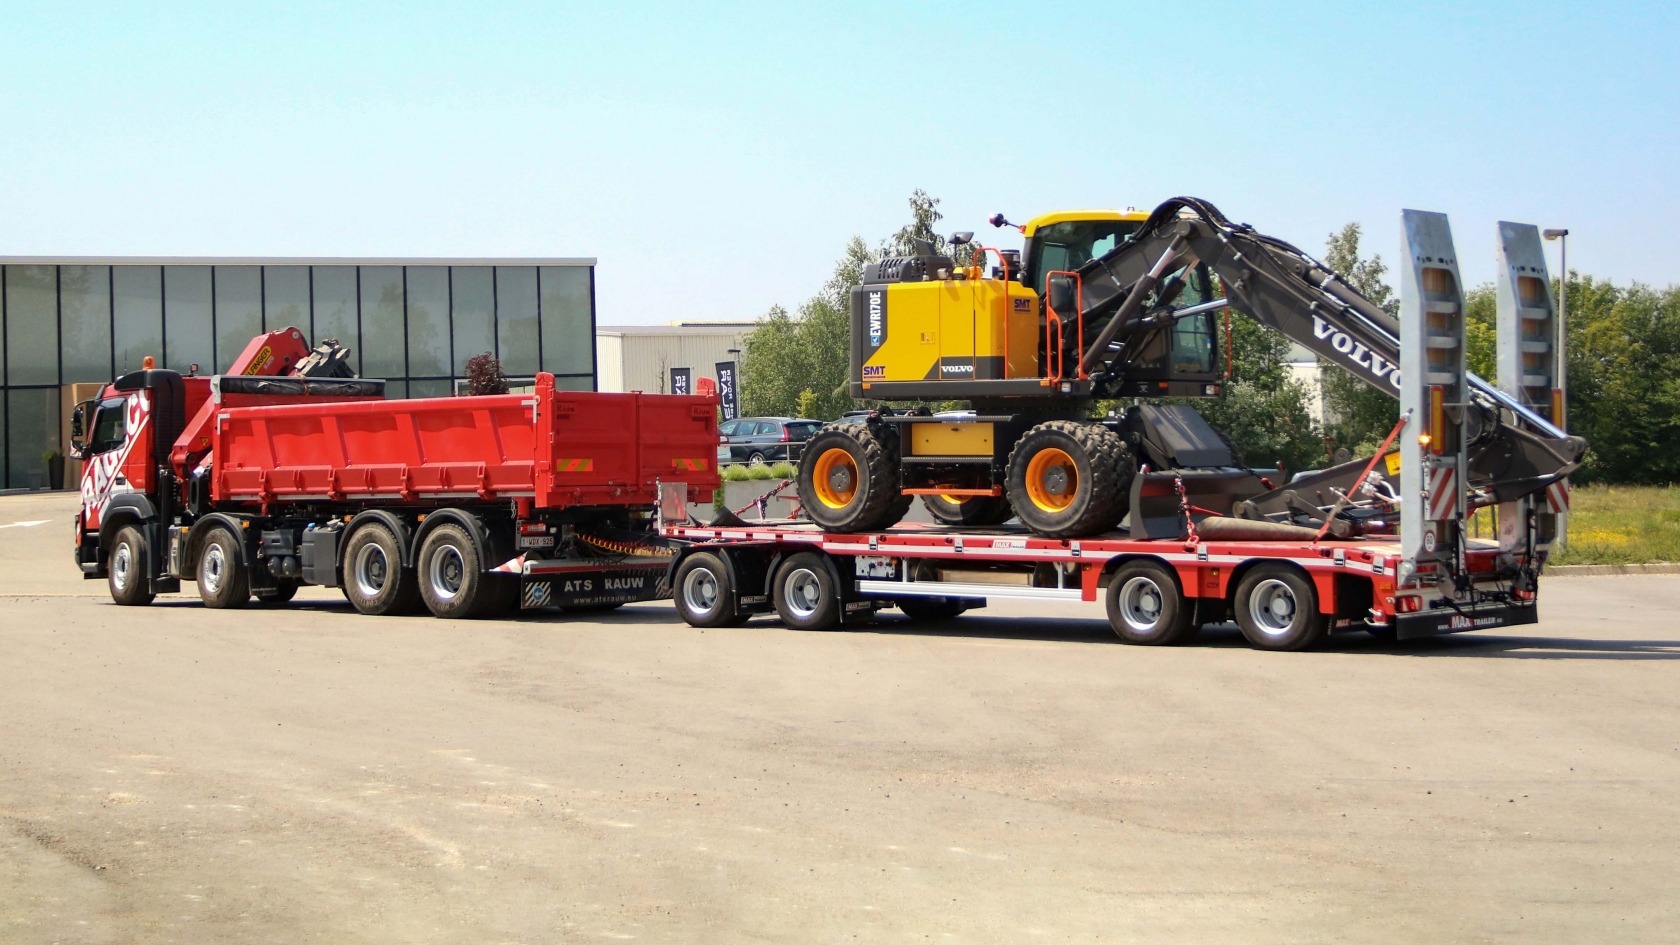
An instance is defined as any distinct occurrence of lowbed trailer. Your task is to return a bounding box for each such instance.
[661,210,1567,651]
[660,512,1536,650]
[71,327,719,617]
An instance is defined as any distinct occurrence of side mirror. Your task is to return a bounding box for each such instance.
[949,231,973,247]
[1047,274,1077,315]
[69,401,91,459]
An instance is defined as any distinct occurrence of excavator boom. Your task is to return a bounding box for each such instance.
[1064,197,1586,506]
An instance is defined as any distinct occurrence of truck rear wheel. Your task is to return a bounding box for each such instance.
[773,552,842,631]
[107,525,156,606]
[798,424,912,533]
[1105,560,1193,645]
[921,493,1013,527]
[1005,421,1131,538]
[196,526,250,609]
[673,551,747,628]
[343,523,421,617]
[417,524,497,619]
[1233,564,1328,651]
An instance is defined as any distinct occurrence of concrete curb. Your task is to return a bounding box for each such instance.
[1548,563,1680,576]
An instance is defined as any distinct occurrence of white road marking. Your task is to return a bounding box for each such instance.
[0,520,51,529]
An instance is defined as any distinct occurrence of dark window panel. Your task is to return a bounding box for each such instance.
[312,267,360,374]
[213,266,262,373]
[163,266,213,375]
[359,266,405,380]
[113,267,163,375]
[405,268,450,378]
[60,265,113,383]
[495,267,539,377]
[4,265,58,386]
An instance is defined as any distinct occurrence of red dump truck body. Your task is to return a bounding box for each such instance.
[211,375,719,509]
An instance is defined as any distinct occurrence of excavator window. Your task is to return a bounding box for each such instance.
[1022,219,1142,295]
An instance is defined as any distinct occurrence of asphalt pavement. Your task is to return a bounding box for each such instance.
[2,490,1676,944]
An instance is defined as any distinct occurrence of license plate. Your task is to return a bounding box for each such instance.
[518,535,555,549]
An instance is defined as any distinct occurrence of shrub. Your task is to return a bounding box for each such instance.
[720,464,752,482]
[746,464,777,481]
[768,461,797,480]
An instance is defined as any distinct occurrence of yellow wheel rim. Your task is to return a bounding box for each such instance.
[811,447,860,509]
[1025,446,1078,513]
[936,494,968,507]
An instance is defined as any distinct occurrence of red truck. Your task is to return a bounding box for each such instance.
[71,328,719,618]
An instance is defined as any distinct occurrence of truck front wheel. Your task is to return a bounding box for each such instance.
[417,524,495,619]
[196,527,250,609]
[343,523,421,617]
[107,525,156,606]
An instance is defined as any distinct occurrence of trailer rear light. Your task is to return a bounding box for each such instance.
[518,522,550,536]
[1513,587,1535,601]
[1396,594,1423,613]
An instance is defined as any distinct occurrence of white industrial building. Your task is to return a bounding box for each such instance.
[594,322,754,394]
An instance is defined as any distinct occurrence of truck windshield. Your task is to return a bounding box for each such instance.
[1024,219,1142,294]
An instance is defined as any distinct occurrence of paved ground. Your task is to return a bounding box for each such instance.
[2,490,1676,944]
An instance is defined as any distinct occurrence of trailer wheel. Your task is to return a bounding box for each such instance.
[797,424,912,532]
[674,551,743,628]
[1105,560,1193,645]
[1005,421,1131,538]
[107,525,156,606]
[1234,565,1328,651]
[196,527,251,609]
[921,494,1014,527]
[343,523,421,617]
[897,596,966,621]
[773,552,842,631]
[254,581,299,607]
[417,524,497,619]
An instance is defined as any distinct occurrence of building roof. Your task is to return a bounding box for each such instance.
[596,322,756,336]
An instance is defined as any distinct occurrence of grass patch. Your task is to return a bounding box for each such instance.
[1549,484,1680,566]
[720,464,752,482]
[768,461,798,480]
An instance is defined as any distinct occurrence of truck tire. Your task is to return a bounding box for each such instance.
[1233,564,1328,651]
[417,523,497,619]
[673,551,746,628]
[921,493,1013,527]
[897,596,966,621]
[107,525,156,606]
[1105,560,1194,645]
[773,552,842,631]
[343,523,421,617]
[196,526,250,609]
[1005,421,1131,538]
[798,424,912,533]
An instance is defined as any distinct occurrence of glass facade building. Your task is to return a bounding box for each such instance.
[0,257,597,490]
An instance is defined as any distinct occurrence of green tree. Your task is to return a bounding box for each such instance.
[740,237,877,420]
[1193,315,1322,473]
[1566,278,1680,484]
[880,189,975,265]
[1319,222,1404,455]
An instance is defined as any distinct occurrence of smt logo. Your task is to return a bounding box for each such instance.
[862,364,886,378]
[1012,297,1031,312]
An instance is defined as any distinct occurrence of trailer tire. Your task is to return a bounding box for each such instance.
[773,552,842,631]
[196,526,251,609]
[343,523,421,617]
[674,551,742,628]
[897,596,966,621]
[417,524,498,619]
[1006,421,1131,538]
[798,424,913,533]
[921,493,1014,527]
[107,525,156,607]
[1234,565,1328,651]
[1105,560,1193,645]
[254,581,299,607]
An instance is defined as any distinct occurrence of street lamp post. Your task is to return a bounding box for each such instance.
[1543,228,1569,548]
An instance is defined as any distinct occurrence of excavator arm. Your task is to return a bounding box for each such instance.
[1062,197,1586,507]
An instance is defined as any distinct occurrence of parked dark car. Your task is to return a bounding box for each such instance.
[717,417,822,465]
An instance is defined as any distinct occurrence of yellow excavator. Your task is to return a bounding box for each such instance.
[796,196,1585,539]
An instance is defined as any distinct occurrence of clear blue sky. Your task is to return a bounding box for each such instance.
[2,1,1674,325]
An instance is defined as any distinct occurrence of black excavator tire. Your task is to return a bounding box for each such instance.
[1005,420,1134,539]
[798,423,914,533]
[920,493,1015,527]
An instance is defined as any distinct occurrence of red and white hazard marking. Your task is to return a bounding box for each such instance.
[1427,464,1459,520]
[1545,479,1571,514]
